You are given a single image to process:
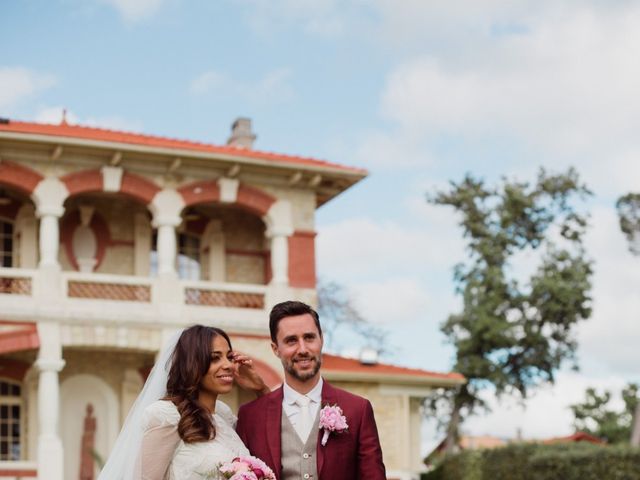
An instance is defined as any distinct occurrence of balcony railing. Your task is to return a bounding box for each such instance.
[0,267,305,331]
[182,280,266,309]
[63,272,152,302]
[0,268,34,296]
[0,461,37,480]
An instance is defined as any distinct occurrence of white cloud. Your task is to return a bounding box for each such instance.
[577,206,640,376]
[355,1,640,200]
[189,68,294,104]
[100,0,164,23]
[464,371,630,440]
[353,129,437,168]
[34,106,143,132]
[317,213,464,279]
[349,278,432,326]
[190,71,227,95]
[0,67,56,111]
[34,106,80,125]
[237,0,346,37]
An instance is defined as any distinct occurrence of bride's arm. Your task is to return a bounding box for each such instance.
[139,403,181,480]
[140,424,180,480]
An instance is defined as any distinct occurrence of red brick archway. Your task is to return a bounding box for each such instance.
[0,161,43,194]
[177,180,220,206]
[178,180,276,216]
[60,169,161,205]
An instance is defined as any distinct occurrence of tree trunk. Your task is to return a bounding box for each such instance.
[630,402,640,446]
[444,398,461,453]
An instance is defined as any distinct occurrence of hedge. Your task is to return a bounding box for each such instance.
[530,444,640,480]
[424,443,640,480]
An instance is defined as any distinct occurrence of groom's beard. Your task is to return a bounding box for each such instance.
[285,353,322,382]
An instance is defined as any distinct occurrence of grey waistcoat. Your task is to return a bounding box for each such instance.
[280,408,321,480]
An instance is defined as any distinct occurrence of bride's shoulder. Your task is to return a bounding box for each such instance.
[142,400,180,428]
[214,400,237,426]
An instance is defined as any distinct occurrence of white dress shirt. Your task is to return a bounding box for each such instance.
[282,377,323,441]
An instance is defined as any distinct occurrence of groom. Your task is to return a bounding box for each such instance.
[236,300,386,480]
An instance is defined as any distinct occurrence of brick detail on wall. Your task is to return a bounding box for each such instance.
[288,230,316,288]
[61,169,103,196]
[0,160,44,194]
[236,184,276,216]
[119,171,161,204]
[178,180,220,206]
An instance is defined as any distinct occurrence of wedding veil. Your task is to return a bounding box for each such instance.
[97,329,182,480]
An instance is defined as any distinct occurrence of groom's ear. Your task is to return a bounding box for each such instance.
[271,341,280,357]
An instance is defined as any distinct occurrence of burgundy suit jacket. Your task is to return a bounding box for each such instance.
[236,380,386,480]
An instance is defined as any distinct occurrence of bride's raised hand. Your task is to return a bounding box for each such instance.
[231,352,270,397]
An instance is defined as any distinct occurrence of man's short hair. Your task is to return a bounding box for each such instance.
[269,300,322,343]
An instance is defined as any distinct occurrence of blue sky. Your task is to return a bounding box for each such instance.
[3,0,640,449]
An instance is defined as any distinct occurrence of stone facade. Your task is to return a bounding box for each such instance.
[0,119,463,480]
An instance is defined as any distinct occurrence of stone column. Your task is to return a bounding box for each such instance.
[267,227,290,285]
[150,190,185,310]
[150,189,185,279]
[36,205,64,269]
[31,178,68,271]
[155,218,180,277]
[35,322,66,480]
[263,200,294,287]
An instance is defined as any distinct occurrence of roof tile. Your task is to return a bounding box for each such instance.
[0,119,366,174]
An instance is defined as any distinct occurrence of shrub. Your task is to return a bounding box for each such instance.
[530,444,640,480]
[429,443,640,480]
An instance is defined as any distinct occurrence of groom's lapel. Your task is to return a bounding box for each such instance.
[317,379,338,476]
[266,387,283,476]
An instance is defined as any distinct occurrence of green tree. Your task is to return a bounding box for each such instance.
[616,193,640,255]
[570,383,639,444]
[429,168,593,451]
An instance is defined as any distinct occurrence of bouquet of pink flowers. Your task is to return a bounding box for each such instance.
[218,455,276,480]
[318,404,349,446]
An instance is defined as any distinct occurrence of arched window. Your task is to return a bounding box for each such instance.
[148,231,202,280]
[177,232,201,280]
[0,379,22,460]
[0,218,14,268]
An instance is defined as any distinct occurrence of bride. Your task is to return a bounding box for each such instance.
[98,325,270,480]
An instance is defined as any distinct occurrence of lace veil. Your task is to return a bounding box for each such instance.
[97,329,182,480]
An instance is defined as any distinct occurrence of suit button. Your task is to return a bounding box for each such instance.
[303,475,310,479]
[303,453,310,458]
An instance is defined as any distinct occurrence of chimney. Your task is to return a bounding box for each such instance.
[359,347,379,365]
[227,117,256,149]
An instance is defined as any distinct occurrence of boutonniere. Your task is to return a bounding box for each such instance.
[318,404,348,446]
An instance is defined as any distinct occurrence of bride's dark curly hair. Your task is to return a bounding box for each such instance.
[164,325,232,443]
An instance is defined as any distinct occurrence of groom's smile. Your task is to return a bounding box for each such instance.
[272,313,324,391]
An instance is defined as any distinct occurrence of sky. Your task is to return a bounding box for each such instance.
[3,0,640,453]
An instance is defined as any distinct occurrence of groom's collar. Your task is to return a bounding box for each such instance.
[283,376,323,405]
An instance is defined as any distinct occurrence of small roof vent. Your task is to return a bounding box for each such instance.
[227,117,256,149]
[359,347,379,366]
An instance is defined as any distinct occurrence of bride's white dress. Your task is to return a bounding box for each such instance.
[140,399,249,480]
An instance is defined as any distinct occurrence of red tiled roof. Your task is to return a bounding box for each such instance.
[322,353,465,381]
[543,431,605,445]
[0,321,39,354]
[0,119,366,175]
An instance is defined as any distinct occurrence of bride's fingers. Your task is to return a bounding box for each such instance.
[231,352,254,369]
